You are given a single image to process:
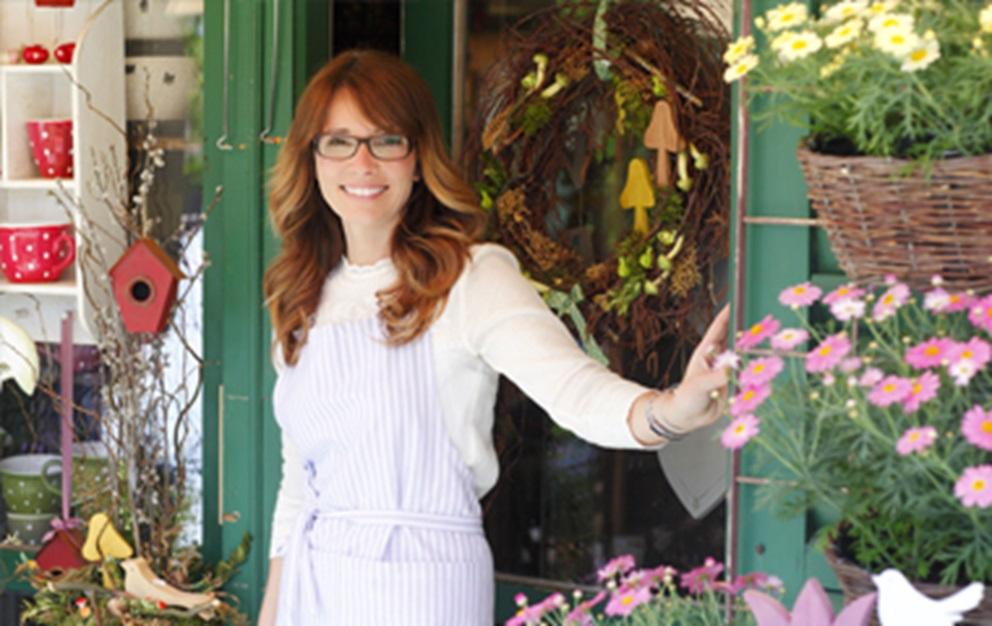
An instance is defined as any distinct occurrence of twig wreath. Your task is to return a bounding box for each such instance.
[467,0,730,381]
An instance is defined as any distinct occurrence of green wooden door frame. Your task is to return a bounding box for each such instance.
[730,0,845,605]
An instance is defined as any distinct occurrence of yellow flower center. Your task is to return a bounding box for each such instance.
[793,286,806,294]
[735,424,747,435]
[910,49,928,62]
[982,421,992,434]
[819,345,833,356]
[950,295,961,304]
[890,34,906,45]
[782,12,797,24]
[743,390,756,401]
[749,323,764,336]
[883,294,894,304]
[908,432,921,442]
[912,383,923,394]
[974,479,987,492]
[622,595,635,606]
[882,17,898,28]
[985,306,992,319]
[837,287,850,297]
[925,346,940,356]
[792,39,808,51]
[753,363,766,374]
[963,350,974,360]
[883,383,896,393]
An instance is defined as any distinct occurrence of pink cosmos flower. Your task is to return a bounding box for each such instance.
[722,414,760,450]
[597,554,635,582]
[779,282,822,307]
[924,287,951,312]
[859,367,884,387]
[730,384,771,416]
[903,371,940,413]
[680,558,725,594]
[962,405,992,451]
[945,292,976,313]
[946,338,992,385]
[871,282,910,321]
[905,337,953,369]
[716,571,777,595]
[822,283,865,305]
[737,315,781,350]
[839,357,862,373]
[968,295,992,334]
[868,376,913,407]
[805,333,851,373]
[954,465,992,508]
[563,592,606,626]
[896,426,938,455]
[604,586,652,616]
[740,356,784,387]
[830,297,866,322]
[505,593,565,626]
[771,328,808,351]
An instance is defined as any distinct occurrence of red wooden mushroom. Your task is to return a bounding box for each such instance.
[109,239,185,334]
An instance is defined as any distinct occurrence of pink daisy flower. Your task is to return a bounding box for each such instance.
[970,295,992,334]
[564,592,606,626]
[896,426,938,455]
[740,356,784,387]
[737,315,781,350]
[721,414,760,450]
[945,292,976,313]
[905,337,954,369]
[823,283,866,305]
[597,554,635,582]
[771,328,808,351]
[604,586,652,617]
[946,338,992,385]
[830,297,866,322]
[872,283,910,321]
[868,376,913,407]
[954,465,992,508]
[506,593,565,626]
[730,384,771,416]
[924,287,951,312]
[859,367,884,387]
[839,357,862,373]
[903,371,940,413]
[805,333,851,373]
[680,558,725,594]
[779,282,822,307]
[962,405,992,451]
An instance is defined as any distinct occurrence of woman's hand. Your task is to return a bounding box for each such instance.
[665,304,731,433]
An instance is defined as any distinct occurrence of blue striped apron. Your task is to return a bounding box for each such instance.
[273,317,494,625]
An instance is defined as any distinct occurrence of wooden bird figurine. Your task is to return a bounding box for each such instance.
[122,557,220,614]
[643,100,685,188]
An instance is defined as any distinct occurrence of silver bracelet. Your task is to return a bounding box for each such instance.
[645,394,687,442]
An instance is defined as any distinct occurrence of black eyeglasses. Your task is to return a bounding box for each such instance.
[311,133,413,161]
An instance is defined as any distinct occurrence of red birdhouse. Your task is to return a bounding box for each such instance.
[36,528,86,573]
[35,0,76,6]
[110,239,184,334]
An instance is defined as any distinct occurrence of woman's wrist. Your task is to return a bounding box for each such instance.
[627,388,685,448]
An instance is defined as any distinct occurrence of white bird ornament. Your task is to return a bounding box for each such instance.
[0,316,39,395]
[873,569,985,626]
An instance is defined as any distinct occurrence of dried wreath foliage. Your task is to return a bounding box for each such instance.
[466,0,730,382]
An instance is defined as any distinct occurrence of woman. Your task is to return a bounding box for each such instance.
[258,49,730,626]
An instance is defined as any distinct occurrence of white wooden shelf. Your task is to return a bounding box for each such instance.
[0,276,77,296]
[0,178,76,191]
[1,64,75,77]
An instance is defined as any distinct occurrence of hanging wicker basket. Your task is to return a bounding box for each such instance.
[796,146,992,291]
[824,549,992,626]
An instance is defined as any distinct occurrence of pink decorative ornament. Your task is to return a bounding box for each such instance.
[744,577,876,626]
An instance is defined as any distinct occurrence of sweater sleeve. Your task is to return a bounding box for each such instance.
[269,431,306,559]
[459,244,653,450]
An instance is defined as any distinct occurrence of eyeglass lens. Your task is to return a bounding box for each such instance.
[314,134,411,160]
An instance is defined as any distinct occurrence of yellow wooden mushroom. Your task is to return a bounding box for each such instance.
[619,158,655,235]
[81,512,133,562]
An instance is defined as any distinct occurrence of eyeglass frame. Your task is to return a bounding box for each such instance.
[310,132,414,161]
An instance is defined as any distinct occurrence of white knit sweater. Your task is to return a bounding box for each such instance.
[269,243,653,558]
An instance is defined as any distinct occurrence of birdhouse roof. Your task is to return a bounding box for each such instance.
[110,238,185,280]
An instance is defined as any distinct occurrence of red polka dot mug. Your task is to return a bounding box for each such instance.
[25,118,73,179]
[0,222,76,283]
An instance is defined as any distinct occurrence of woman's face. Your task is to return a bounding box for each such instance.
[313,89,418,241]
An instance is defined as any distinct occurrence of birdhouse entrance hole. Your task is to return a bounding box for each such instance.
[129,277,154,305]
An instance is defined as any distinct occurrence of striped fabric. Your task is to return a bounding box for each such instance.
[273,317,494,625]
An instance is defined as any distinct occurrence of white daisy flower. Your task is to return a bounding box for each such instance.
[825,19,864,48]
[900,37,940,72]
[724,36,756,64]
[868,12,914,33]
[981,4,992,33]
[723,53,759,83]
[777,30,824,62]
[823,0,868,24]
[866,0,900,16]
[874,27,920,56]
[766,2,809,31]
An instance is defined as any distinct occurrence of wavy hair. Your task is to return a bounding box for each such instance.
[264,50,485,365]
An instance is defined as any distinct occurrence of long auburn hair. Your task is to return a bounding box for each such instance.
[264,50,485,365]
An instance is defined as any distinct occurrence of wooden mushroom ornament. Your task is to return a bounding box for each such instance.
[643,100,685,188]
[109,238,184,334]
[619,158,655,235]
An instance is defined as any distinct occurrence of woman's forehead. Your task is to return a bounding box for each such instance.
[321,89,382,134]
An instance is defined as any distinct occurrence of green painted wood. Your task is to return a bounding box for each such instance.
[402,0,454,143]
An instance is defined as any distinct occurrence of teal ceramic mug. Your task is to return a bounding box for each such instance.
[0,454,62,515]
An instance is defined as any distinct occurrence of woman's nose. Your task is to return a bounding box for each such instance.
[349,142,378,170]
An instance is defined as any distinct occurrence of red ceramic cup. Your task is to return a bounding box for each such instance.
[25,119,73,179]
[0,223,76,283]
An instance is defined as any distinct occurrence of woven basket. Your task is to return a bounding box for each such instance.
[824,549,992,626]
[796,147,992,291]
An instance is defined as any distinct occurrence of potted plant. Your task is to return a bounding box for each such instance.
[505,555,777,625]
[724,0,992,291]
[719,277,992,624]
